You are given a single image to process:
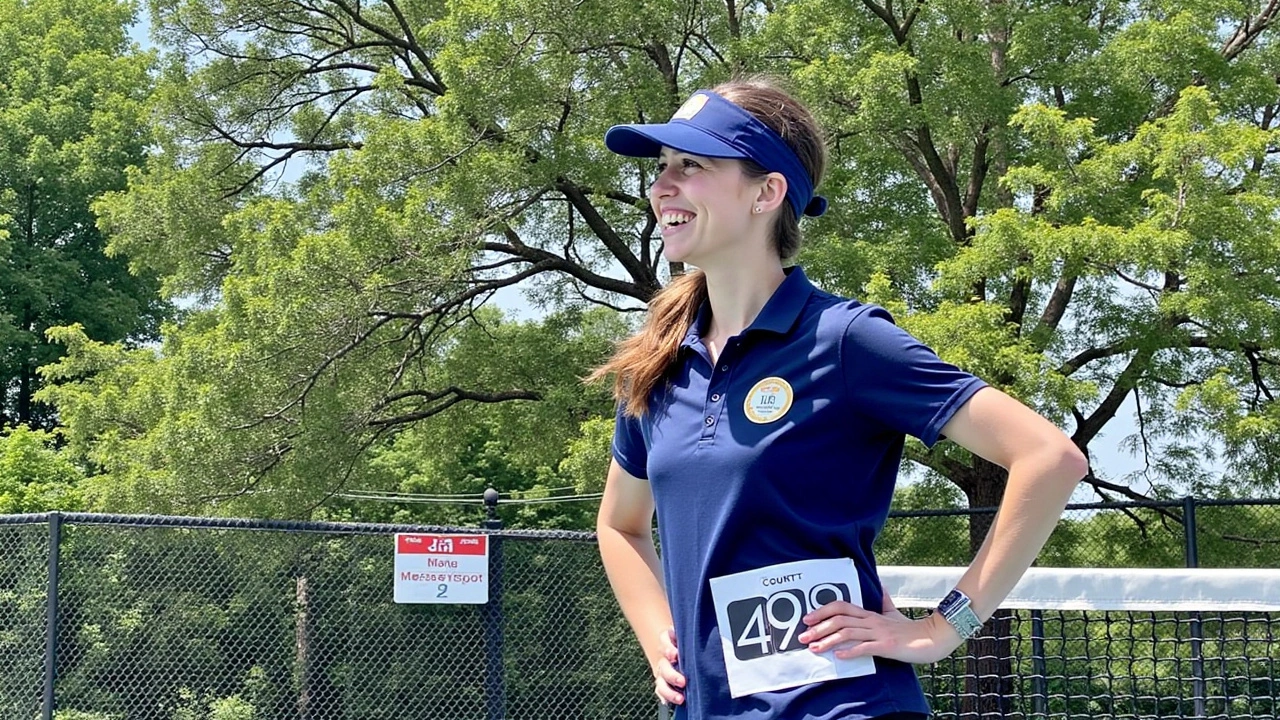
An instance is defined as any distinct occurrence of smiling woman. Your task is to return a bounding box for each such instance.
[589,76,1088,720]
[590,79,830,415]
[613,86,827,284]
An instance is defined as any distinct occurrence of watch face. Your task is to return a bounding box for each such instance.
[938,590,981,638]
[940,589,966,613]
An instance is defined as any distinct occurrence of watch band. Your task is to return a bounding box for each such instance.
[937,588,984,640]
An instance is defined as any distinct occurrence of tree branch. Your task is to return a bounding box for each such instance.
[555,179,658,293]
[382,0,448,92]
[1031,273,1076,349]
[368,388,542,427]
[1006,253,1032,334]
[482,238,651,300]
[1222,0,1280,61]
[861,0,968,244]
[724,0,742,39]
[1058,339,1130,377]
[860,0,904,42]
[327,0,446,95]
[962,128,991,218]
[1071,347,1154,447]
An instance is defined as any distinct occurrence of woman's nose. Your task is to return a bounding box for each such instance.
[651,167,677,199]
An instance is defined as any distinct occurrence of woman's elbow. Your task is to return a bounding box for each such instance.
[1051,438,1089,486]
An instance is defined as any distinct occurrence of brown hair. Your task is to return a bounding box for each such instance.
[590,76,828,416]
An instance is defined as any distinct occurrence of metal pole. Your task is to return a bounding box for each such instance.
[482,489,506,720]
[1184,496,1205,719]
[1183,495,1200,568]
[1031,610,1047,717]
[42,512,63,720]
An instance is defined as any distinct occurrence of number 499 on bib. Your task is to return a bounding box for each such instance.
[725,583,851,661]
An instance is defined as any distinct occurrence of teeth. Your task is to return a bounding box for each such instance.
[662,211,694,226]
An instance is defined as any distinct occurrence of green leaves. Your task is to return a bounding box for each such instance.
[0,424,85,513]
[0,0,167,428]
[21,0,1280,518]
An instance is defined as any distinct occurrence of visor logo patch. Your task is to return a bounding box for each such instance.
[744,377,793,424]
[672,93,709,120]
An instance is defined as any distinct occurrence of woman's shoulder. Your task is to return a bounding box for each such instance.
[804,287,899,333]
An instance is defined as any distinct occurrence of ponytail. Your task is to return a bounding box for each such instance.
[589,270,707,417]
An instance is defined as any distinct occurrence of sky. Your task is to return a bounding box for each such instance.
[122,13,1176,501]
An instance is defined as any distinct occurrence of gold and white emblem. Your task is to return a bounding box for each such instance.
[743,377,793,424]
[672,93,709,120]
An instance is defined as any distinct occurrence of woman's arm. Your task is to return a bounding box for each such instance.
[597,459,686,703]
[931,386,1089,621]
[801,386,1088,662]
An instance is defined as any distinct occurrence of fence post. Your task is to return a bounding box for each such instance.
[483,489,506,720]
[1183,495,1200,567]
[42,512,63,720]
[1030,610,1047,718]
[1183,496,1205,719]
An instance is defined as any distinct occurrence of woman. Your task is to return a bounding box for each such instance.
[592,77,1087,720]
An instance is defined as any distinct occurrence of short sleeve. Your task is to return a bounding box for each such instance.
[611,403,649,479]
[840,305,987,447]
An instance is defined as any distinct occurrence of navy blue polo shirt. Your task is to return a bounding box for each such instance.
[612,266,987,720]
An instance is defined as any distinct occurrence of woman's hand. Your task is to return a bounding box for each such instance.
[797,595,965,666]
[652,627,686,705]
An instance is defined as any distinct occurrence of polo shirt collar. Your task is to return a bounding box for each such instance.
[748,265,814,335]
[679,265,815,351]
[680,302,710,350]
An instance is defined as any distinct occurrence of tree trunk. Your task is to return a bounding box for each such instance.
[296,576,314,720]
[960,458,1016,719]
[18,364,33,426]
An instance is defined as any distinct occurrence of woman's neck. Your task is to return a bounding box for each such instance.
[700,257,787,341]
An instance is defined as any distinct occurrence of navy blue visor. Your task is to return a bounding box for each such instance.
[605,91,828,219]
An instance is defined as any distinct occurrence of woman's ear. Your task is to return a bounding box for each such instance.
[754,172,788,214]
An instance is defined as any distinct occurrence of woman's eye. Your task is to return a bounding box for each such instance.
[654,158,701,175]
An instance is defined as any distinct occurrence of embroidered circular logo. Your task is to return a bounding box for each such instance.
[672,93,709,120]
[744,377,793,424]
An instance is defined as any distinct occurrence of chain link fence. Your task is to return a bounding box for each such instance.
[879,498,1280,570]
[1,497,1278,720]
[1,513,652,720]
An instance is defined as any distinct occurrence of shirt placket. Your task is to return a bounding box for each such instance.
[699,340,740,443]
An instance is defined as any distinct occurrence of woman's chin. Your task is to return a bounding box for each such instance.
[661,244,697,265]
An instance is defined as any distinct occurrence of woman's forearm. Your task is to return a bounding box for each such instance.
[954,442,1086,620]
[598,523,675,671]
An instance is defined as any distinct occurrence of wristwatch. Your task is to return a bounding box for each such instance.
[937,588,984,640]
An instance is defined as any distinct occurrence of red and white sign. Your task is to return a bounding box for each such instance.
[394,533,490,604]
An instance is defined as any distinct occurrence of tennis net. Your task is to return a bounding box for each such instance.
[882,566,1280,719]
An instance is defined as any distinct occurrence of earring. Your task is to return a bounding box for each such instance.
[753,206,761,214]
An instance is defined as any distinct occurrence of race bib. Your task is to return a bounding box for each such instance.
[708,558,876,697]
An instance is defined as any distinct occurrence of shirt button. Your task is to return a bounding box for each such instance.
[711,393,721,402]
[720,364,729,372]
[704,416,715,426]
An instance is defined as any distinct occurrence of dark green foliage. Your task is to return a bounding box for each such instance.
[0,0,168,429]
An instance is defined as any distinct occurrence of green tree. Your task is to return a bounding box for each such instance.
[0,424,85,512]
[43,1,1280,537]
[879,476,971,566]
[338,307,624,529]
[74,2,1280,715]
[40,306,624,523]
[0,0,169,429]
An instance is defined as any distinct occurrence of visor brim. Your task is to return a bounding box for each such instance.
[605,123,747,159]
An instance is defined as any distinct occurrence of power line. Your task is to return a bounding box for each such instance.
[336,493,478,505]
[338,485,581,501]
[336,489,602,506]
[500,493,603,505]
